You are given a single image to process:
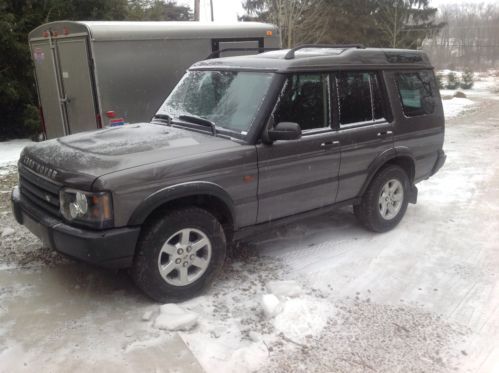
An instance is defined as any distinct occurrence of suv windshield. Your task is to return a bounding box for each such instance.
[158,70,274,135]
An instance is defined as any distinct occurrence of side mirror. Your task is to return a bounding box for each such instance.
[268,122,302,142]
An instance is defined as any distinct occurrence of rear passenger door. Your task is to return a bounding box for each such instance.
[256,73,341,223]
[334,71,395,202]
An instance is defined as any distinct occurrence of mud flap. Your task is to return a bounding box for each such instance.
[408,185,418,204]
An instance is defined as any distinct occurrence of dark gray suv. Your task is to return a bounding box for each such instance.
[11,45,446,302]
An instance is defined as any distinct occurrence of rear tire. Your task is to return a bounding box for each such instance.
[354,165,409,233]
[132,207,226,303]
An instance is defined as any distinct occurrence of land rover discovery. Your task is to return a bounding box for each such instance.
[11,45,446,302]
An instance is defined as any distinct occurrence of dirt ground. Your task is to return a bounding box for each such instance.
[0,97,498,372]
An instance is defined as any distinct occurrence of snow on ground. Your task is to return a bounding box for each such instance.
[441,97,476,119]
[440,74,498,119]
[0,81,499,372]
[0,139,32,169]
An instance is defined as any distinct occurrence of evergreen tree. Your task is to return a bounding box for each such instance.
[0,0,191,140]
[446,72,460,90]
[435,72,444,89]
[240,0,444,48]
[460,68,474,90]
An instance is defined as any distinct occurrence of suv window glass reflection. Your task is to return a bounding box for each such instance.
[397,71,436,117]
[274,74,330,131]
[336,72,373,125]
[160,70,273,133]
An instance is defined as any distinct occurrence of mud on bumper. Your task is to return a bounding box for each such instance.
[11,186,140,268]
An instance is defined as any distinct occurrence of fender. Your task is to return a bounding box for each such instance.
[358,147,416,197]
[127,181,236,226]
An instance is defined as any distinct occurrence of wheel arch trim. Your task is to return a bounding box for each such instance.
[127,181,236,227]
[359,147,416,197]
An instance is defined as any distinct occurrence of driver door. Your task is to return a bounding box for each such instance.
[256,73,341,223]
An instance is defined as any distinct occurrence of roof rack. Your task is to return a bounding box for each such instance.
[205,47,280,60]
[284,44,365,60]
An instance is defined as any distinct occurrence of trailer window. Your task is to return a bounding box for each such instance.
[159,70,274,134]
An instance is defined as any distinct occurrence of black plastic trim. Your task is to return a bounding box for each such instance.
[234,198,358,240]
[127,181,236,227]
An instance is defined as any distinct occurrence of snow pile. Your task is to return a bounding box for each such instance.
[262,294,282,318]
[273,298,330,344]
[1,227,15,238]
[442,97,476,119]
[154,304,198,331]
[261,281,331,344]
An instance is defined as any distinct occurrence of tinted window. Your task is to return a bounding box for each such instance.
[397,71,435,117]
[274,74,329,131]
[336,72,386,125]
[336,72,372,125]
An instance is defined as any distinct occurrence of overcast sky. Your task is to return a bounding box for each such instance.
[178,0,498,22]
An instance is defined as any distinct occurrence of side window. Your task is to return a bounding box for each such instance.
[336,72,372,125]
[396,71,435,117]
[336,72,386,126]
[274,74,329,131]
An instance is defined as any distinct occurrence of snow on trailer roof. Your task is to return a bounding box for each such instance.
[192,47,433,72]
[28,21,279,41]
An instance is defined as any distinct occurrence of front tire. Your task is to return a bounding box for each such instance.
[132,207,226,302]
[354,165,410,232]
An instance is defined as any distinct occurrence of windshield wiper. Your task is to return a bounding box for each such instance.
[179,115,217,136]
[152,113,172,126]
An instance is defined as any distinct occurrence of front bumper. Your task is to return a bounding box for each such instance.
[11,186,140,268]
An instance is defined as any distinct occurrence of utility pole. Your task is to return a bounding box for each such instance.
[194,0,200,21]
[210,0,214,22]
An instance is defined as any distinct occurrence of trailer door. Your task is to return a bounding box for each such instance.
[56,37,98,134]
[30,41,66,139]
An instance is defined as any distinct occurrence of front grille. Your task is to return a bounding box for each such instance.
[19,164,62,218]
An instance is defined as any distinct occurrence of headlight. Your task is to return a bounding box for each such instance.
[59,188,113,229]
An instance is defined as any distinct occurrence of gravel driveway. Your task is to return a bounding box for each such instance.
[0,96,498,373]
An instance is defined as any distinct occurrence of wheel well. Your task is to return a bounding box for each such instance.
[385,156,415,182]
[143,194,234,238]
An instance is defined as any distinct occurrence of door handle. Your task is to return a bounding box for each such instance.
[321,140,340,148]
[377,130,393,137]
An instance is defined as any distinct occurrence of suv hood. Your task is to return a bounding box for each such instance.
[21,123,240,189]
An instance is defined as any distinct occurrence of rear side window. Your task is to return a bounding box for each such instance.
[336,72,387,126]
[396,71,436,117]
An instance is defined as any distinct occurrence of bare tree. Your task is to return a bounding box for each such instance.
[241,0,326,48]
[424,3,499,70]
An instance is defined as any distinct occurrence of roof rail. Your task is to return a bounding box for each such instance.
[205,47,280,60]
[284,44,365,60]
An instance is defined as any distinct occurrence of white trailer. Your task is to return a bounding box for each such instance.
[28,21,280,139]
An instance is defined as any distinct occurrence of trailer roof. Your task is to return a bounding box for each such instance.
[192,47,433,72]
[29,21,279,41]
